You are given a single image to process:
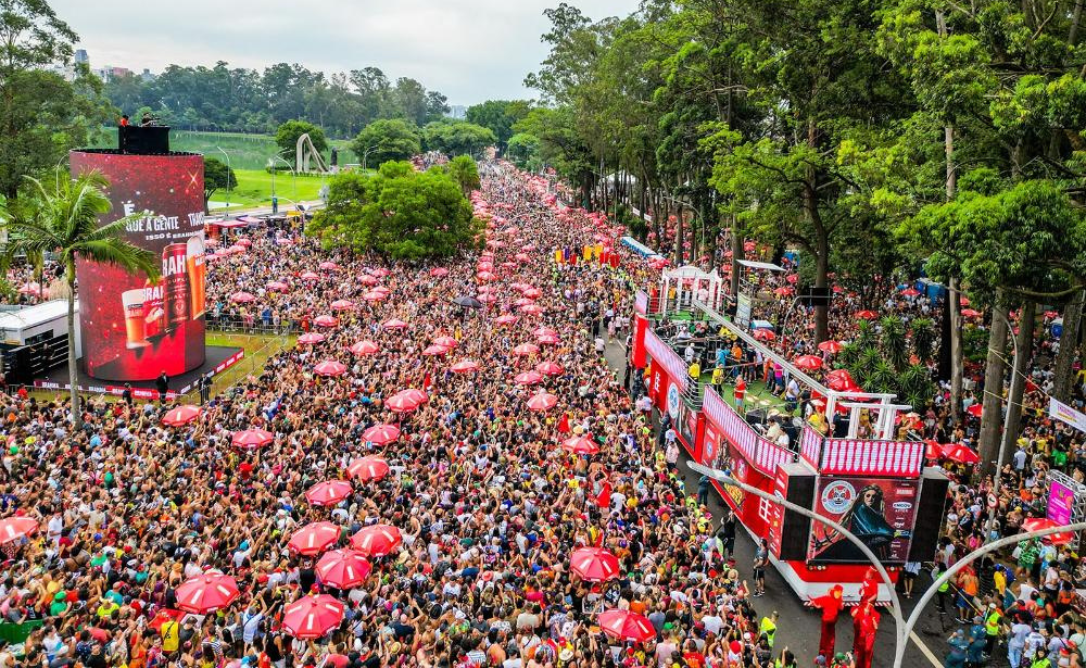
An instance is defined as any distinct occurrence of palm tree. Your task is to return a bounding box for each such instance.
[1,171,159,428]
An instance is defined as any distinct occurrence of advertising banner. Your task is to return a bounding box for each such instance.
[1048,478,1076,526]
[767,466,791,557]
[1050,397,1086,434]
[71,151,207,380]
[807,477,919,563]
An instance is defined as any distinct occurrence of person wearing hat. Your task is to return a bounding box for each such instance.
[812,584,845,660]
[947,629,970,668]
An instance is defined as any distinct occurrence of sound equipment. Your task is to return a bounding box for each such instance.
[778,463,816,561]
[119,125,170,154]
[908,468,951,562]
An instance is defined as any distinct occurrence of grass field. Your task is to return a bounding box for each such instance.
[210,169,329,210]
[92,129,355,171]
[204,330,295,398]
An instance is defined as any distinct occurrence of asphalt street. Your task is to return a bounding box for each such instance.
[599,338,960,668]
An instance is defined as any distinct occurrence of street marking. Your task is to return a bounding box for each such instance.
[910,629,943,667]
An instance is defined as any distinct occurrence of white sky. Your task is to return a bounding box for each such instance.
[51,0,640,106]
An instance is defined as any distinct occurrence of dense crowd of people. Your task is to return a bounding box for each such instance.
[0,164,821,668]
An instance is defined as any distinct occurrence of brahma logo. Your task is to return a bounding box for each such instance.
[667,384,680,420]
[820,480,857,514]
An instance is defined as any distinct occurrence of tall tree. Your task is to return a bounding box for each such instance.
[352,119,420,168]
[275,119,328,166]
[203,156,237,213]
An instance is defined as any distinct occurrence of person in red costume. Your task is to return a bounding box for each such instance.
[852,600,880,668]
[859,566,880,604]
[811,584,845,660]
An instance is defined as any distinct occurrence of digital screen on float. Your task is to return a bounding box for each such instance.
[70,151,207,381]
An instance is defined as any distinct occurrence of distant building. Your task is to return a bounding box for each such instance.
[74,49,89,65]
[141,68,155,82]
[447,105,467,120]
[93,66,133,83]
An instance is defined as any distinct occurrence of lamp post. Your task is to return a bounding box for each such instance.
[271,152,297,198]
[216,147,231,212]
[984,306,1020,540]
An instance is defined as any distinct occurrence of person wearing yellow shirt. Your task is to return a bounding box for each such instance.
[161,617,181,654]
[689,361,701,380]
[96,597,120,619]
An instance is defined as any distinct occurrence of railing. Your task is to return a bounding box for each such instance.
[206,313,300,336]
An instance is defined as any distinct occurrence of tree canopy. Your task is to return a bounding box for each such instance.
[307,162,481,260]
[102,62,449,138]
[352,120,421,168]
[275,120,328,166]
[420,121,497,157]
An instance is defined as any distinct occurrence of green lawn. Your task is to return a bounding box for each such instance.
[200,331,296,399]
[92,129,355,171]
[210,169,329,210]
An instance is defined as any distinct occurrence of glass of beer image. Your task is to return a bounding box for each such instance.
[122,289,150,349]
[186,235,206,318]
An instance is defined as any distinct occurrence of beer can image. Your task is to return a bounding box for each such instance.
[186,236,206,318]
[162,243,189,328]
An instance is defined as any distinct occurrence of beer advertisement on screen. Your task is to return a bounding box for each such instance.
[807,476,919,564]
[70,151,207,381]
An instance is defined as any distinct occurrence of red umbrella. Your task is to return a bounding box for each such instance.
[966,403,983,418]
[430,268,449,277]
[175,571,240,614]
[743,241,756,252]
[513,343,540,356]
[314,360,348,377]
[514,371,545,386]
[349,340,380,356]
[793,355,823,371]
[382,318,409,330]
[901,288,920,297]
[347,456,390,482]
[267,281,289,292]
[495,314,519,326]
[330,299,355,312]
[537,333,560,345]
[363,290,387,302]
[230,291,255,304]
[281,595,345,639]
[300,271,320,282]
[961,308,982,318]
[232,429,274,450]
[314,315,339,328]
[359,275,380,286]
[450,360,481,373]
[570,547,620,581]
[520,304,544,315]
[854,310,878,320]
[536,361,564,376]
[785,274,799,285]
[752,329,776,341]
[403,389,429,404]
[423,344,451,356]
[562,436,599,455]
[319,261,340,271]
[598,610,656,643]
[818,341,843,354]
[477,271,496,282]
[315,549,373,589]
[533,327,558,338]
[960,296,971,306]
[0,517,38,544]
[774,287,794,297]
[298,333,327,345]
[1022,518,1074,545]
[527,392,558,412]
[433,336,458,349]
[305,480,353,507]
[288,522,341,556]
[917,439,943,461]
[940,443,981,465]
[350,525,403,557]
[514,298,536,307]
[523,288,542,299]
[386,390,424,413]
[162,404,201,427]
[362,424,400,445]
